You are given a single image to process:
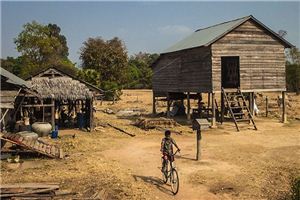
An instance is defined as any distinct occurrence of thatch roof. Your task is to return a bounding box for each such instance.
[30,77,93,100]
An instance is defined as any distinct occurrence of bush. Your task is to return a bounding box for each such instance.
[101,81,122,101]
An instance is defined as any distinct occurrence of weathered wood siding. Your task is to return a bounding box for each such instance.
[152,47,212,93]
[211,19,286,92]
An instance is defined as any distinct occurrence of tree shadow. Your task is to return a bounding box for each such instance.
[132,174,173,195]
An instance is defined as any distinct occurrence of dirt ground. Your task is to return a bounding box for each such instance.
[1,90,300,200]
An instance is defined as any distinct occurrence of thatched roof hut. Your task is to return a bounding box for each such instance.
[26,67,103,131]
[30,77,93,100]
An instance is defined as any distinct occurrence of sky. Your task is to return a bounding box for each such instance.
[1,1,300,66]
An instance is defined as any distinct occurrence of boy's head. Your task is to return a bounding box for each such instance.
[165,130,171,138]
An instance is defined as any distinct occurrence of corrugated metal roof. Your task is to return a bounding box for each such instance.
[0,67,31,88]
[162,15,293,54]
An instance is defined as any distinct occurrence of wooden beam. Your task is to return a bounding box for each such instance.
[0,109,9,123]
[51,99,55,131]
[221,92,224,124]
[196,129,201,161]
[187,92,191,121]
[152,92,156,115]
[167,94,170,118]
[251,92,255,116]
[211,92,216,127]
[282,91,287,123]
[22,104,54,108]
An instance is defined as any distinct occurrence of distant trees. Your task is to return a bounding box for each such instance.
[126,52,159,89]
[1,21,76,78]
[79,37,128,99]
[2,20,159,100]
[286,47,300,94]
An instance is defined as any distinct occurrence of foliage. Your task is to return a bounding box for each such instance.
[101,81,122,101]
[286,47,300,94]
[77,69,101,88]
[79,37,128,85]
[126,52,159,89]
[286,47,300,65]
[11,21,76,78]
[286,63,300,94]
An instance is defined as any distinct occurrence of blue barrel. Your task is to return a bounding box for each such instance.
[51,125,59,139]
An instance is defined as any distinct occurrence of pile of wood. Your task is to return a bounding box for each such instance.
[0,183,75,199]
[134,117,179,130]
[0,133,63,159]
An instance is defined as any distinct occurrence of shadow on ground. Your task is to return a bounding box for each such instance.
[132,174,174,196]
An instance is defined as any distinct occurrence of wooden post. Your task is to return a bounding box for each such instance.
[51,98,55,130]
[167,95,170,118]
[211,92,216,127]
[90,99,94,131]
[282,91,287,123]
[152,92,156,115]
[187,92,191,120]
[251,92,255,116]
[42,100,45,122]
[265,96,268,117]
[196,129,201,161]
[221,92,224,124]
[207,93,211,109]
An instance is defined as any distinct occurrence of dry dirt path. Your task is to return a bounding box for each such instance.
[101,133,233,200]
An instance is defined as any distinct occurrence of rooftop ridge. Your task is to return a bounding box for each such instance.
[195,15,252,32]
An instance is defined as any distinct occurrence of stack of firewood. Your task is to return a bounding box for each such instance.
[0,183,75,199]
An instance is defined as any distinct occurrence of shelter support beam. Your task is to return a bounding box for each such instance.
[221,92,224,124]
[51,98,55,131]
[282,91,287,123]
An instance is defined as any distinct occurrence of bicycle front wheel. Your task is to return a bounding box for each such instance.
[170,168,179,195]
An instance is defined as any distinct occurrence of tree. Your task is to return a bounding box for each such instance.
[77,69,100,87]
[126,52,159,89]
[286,47,300,94]
[80,37,128,85]
[14,21,76,78]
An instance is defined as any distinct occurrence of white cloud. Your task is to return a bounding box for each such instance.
[158,25,193,35]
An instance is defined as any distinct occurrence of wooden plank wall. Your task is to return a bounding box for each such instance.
[211,19,286,92]
[152,47,212,93]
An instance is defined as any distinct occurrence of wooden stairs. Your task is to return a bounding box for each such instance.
[222,88,257,132]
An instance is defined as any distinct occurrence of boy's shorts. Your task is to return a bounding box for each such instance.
[162,152,174,162]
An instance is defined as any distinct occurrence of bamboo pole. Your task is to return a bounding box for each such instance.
[187,92,191,121]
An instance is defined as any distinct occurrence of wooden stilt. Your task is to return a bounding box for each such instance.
[152,92,156,115]
[51,98,55,130]
[207,93,211,109]
[251,92,255,116]
[221,92,224,124]
[167,97,170,118]
[211,92,216,127]
[187,92,191,120]
[282,91,287,123]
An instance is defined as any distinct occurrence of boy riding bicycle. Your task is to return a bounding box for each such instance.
[161,130,180,172]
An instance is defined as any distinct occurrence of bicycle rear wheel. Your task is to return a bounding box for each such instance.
[161,159,168,183]
[170,168,179,195]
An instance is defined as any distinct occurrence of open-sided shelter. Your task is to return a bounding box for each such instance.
[26,67,103,131]
[0,67,34,132]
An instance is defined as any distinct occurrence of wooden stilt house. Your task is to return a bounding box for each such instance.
[152,15,293,131]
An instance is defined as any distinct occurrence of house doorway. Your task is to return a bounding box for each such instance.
[221,56,240,88]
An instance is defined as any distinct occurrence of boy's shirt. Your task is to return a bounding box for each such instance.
[161,137,178,155]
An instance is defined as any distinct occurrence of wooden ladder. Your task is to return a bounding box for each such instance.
[222,88,257,132]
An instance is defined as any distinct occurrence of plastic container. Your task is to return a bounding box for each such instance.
[51,125,59,139]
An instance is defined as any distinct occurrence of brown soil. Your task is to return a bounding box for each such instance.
[1,89,300,200]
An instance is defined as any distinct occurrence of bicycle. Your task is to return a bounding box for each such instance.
[161,149,180,195]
